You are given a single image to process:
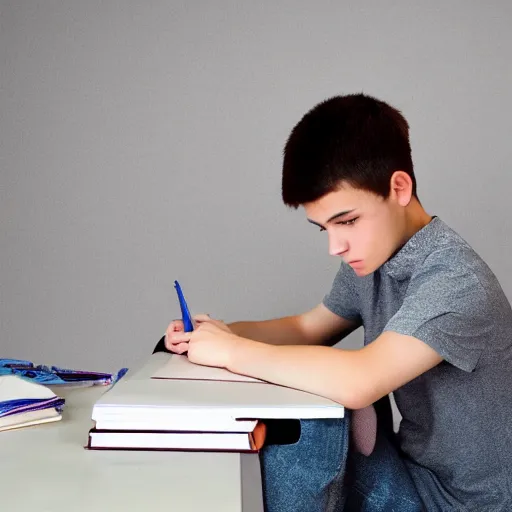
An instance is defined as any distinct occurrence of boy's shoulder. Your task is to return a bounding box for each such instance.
[411,218,498,291]
[380,216,494,287]
[394,218,512,334]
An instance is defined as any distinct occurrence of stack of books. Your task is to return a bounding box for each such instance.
[0,374,65,432]
[86,353,344,452]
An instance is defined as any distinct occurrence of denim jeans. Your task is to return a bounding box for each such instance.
[260,416,350,512]
[259,411,424,512]
[344,431,425,512]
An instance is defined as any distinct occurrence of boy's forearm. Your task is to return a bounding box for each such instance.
[227,338,366,408]
[228,316,313,346]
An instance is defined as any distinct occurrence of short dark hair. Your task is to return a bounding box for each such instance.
[282,94,416,208]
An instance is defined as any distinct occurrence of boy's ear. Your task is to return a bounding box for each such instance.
[389,171,413,207]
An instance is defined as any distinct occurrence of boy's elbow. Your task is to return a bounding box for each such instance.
[330,350,387,409]
[335,392,370,410]
[333,383,381,410]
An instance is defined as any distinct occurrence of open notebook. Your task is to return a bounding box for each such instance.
[0,375,64,432]
[152,355,264,383]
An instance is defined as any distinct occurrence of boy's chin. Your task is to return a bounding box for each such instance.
[352,261,381,277]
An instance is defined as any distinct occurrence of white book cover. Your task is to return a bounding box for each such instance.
[88,422,266,451]
[88,430,254,451]
[92,353,344,433]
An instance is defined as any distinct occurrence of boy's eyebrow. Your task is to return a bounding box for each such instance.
[326,209,356,223]
[307,209,355,227]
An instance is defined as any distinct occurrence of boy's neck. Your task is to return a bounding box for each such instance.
[401,200,433,246]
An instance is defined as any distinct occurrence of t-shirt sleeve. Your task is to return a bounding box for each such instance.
[384,262,492,372]
[322,263,361,322]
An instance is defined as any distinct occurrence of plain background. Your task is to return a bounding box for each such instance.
[2,1,512,374]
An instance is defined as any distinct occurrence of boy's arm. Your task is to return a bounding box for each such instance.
[228,303,359,346]
[226,330,443,409]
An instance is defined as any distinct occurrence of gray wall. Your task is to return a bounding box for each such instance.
[2,1,511,373]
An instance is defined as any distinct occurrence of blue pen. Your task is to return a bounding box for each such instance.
[174,280,194,332]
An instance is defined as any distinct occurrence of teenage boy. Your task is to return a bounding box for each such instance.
[165,94,512,511]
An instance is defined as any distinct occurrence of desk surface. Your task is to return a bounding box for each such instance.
[0,365,263,512]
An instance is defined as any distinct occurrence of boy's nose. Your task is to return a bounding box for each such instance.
[329,238,349,257]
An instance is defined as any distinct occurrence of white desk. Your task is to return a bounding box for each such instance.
[0,366,263,511]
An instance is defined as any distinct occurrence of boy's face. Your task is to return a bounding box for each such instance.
[304,183,408,276]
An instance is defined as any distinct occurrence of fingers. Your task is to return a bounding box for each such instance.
[164,323,211,353]
[165,320,185,347]
[165,328,192,352]
[168,331,193,342]
[164,337,189,354]
[193,314,228,328]
[172,342,189,355]
[165,332,192,350]
[165,319,185,337]
[193,313,211,324]
[164,314,229,355]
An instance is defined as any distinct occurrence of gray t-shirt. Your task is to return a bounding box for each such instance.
[323,217,512,511]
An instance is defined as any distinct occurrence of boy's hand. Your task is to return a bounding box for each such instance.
[193,314,232,333]
[164,319,185,353]
[187,321,241,369]
[164,314,233,354]
[165,316,243,368]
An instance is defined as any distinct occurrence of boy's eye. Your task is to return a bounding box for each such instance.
[336,217,358,226]
[317,216,358,231]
